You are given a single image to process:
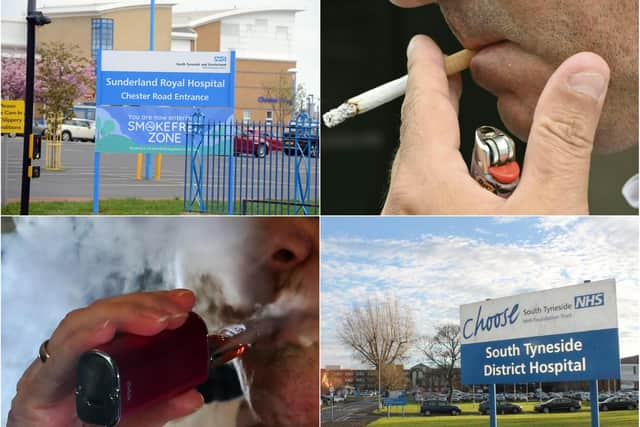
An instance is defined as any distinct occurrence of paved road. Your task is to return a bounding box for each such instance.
[1,137,318,204]
[321,397,382,426]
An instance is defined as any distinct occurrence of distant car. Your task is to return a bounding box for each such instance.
[233,130,279,158]
[420,400,462,416]
[282,122,319,157]
[60,118,95,142]
[478,401,523,415]
[321,394,344,404]
[599,397,638,411]
[534,398,581,413]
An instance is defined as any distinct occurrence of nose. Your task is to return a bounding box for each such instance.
[262,219,317,273]
[389,0,436,7]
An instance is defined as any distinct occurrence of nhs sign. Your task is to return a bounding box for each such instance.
[575,292,605,309]
[460,279,619,384]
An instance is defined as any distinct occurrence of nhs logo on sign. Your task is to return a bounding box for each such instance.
[575,292,605,309]
[213,55,228,66]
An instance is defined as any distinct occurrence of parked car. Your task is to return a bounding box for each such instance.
[60,118,95,141]
[233,130,279,158]
[420,400,462,416]
[599,397,638,411]
[534,398,581,413]
[282,122,319,157]
[478,401,523,415]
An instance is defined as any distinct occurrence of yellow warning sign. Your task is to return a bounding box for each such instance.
[1,100,25,134]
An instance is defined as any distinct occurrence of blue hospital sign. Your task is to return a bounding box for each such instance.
[95,50,235,154]
[98,51,234,107]
[460,279,620,384]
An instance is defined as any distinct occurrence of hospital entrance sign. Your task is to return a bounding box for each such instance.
[460,279,620,385]
[95,50,235,154]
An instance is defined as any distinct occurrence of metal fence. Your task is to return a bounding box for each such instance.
[184,113,319,215]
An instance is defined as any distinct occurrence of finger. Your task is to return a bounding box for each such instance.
[515,52,610,213]
[390,0,434,7]
[120,390,204,427]
[402,35,463,152]
[29,291,196,402]
[55,289,195,345]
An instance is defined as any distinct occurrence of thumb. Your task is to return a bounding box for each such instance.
[517,52,610,212]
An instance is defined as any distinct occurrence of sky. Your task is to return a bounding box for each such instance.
[321,217,639,370]
[1,0,320,96]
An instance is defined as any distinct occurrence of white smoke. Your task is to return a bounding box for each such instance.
[1,217,259,425]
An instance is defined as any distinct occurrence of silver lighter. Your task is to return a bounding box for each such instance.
[470,126,520,198]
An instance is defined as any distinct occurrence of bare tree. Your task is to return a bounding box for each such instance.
[380,363,408,391]
[418,324,461,403]
[338,298,415,407]
[261,76,310,124]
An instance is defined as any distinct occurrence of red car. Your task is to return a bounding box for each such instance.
[233,130,282,158]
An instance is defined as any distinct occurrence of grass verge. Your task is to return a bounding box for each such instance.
[370,402,638,426]
[1,199,319,215]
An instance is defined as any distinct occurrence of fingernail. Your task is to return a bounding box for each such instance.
[141,310,169,322]
[568,72,607,100]
[171,312,189,319]
[407,36,420,58]
[172,289,193,298]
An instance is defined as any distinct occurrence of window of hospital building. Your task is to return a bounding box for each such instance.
[91,18,114,58]
[275,26,289,40]
[266,111,273,125]
[255,19,268,33]
[243,111,251,125]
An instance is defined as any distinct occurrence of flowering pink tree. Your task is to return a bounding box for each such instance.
[1,42,95,117]
[1,56,28,100]
[36,42,95,117]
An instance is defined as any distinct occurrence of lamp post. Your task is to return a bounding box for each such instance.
[20,0,51,214]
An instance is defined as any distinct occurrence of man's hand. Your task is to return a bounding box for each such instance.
[8,290,204,427]
[382,35,610,214]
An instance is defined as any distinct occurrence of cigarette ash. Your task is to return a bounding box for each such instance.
[322,103,357,128]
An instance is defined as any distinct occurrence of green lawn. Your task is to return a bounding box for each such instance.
[370,402,638,426]
[1,199,319,215]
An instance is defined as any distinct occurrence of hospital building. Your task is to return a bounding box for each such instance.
[1,0,302,123]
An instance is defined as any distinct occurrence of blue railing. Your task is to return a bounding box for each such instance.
[184,114,319,215]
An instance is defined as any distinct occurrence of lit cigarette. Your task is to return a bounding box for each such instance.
[323,49,475,128]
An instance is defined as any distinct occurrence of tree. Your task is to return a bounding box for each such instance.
[418,324,461,403]
[338,298,415,407]
[36,42,95,119]
[1,43,94,114]
[380,363,408,391]
[1,56,28,100]
[261,76,312,123]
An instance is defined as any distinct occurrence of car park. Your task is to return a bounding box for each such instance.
[478,401,523,415]
[60,118,95,141]
[599,396,638,411]
[534,398,581,413]
[420,400,462,416]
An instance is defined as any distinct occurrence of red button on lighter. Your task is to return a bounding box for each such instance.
[470,126,520,198]
[75,312,249,427]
